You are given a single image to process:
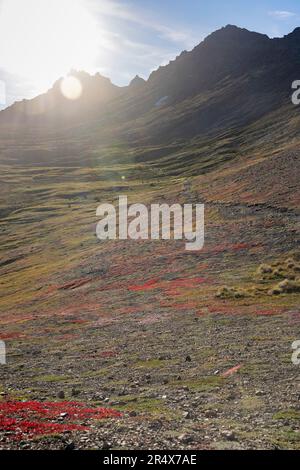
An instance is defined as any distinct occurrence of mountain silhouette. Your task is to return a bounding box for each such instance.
[0,25,299,165]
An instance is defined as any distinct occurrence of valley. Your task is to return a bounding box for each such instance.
[0,24,299,450]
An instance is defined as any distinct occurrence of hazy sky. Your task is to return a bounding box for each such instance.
[1,0,300,109]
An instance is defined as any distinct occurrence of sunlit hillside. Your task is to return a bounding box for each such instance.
[0,24,299,450]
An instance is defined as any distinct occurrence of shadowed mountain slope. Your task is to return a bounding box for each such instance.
[0,25,300,174]
[0,25,300,450]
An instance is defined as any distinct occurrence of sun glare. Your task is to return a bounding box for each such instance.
[0,0,100,93]
[60,76,83,100]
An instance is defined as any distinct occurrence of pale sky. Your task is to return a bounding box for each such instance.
[1,0,300,109]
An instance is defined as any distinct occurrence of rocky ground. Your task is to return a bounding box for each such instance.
[0,149,299,450]
[1,309,300,450]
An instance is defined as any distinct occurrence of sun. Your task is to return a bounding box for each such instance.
[60,76,83,100]
[0,0,100,94]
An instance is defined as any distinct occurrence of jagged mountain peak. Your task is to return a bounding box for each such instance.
[0,70,122,122]
[283,26,300,47]
[286,26,300,37]
[52,70,116,90]
[202,24,270,46]
[129,75,146,89]
[1,24,300,130]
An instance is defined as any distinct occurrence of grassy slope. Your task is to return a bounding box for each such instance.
[0,97,299,449]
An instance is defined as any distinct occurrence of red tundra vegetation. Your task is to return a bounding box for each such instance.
[128,277,207,292]
[222,365,243,377]
[0,401,122,440]
[99,350,118,358]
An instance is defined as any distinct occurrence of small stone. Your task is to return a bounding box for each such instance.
[205,409,218,418]
[221,430,237,441]
[57,391,65,399]
[178,434,194,444]
[110,401,126,406]
[101,441,111,450]
[227,393,237,400]
[19,443,30,449]
[65,442,75,451]
[146,392,158,399]
[149,421,163,430]
[183,411,192,419]
[255,390,266,396]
